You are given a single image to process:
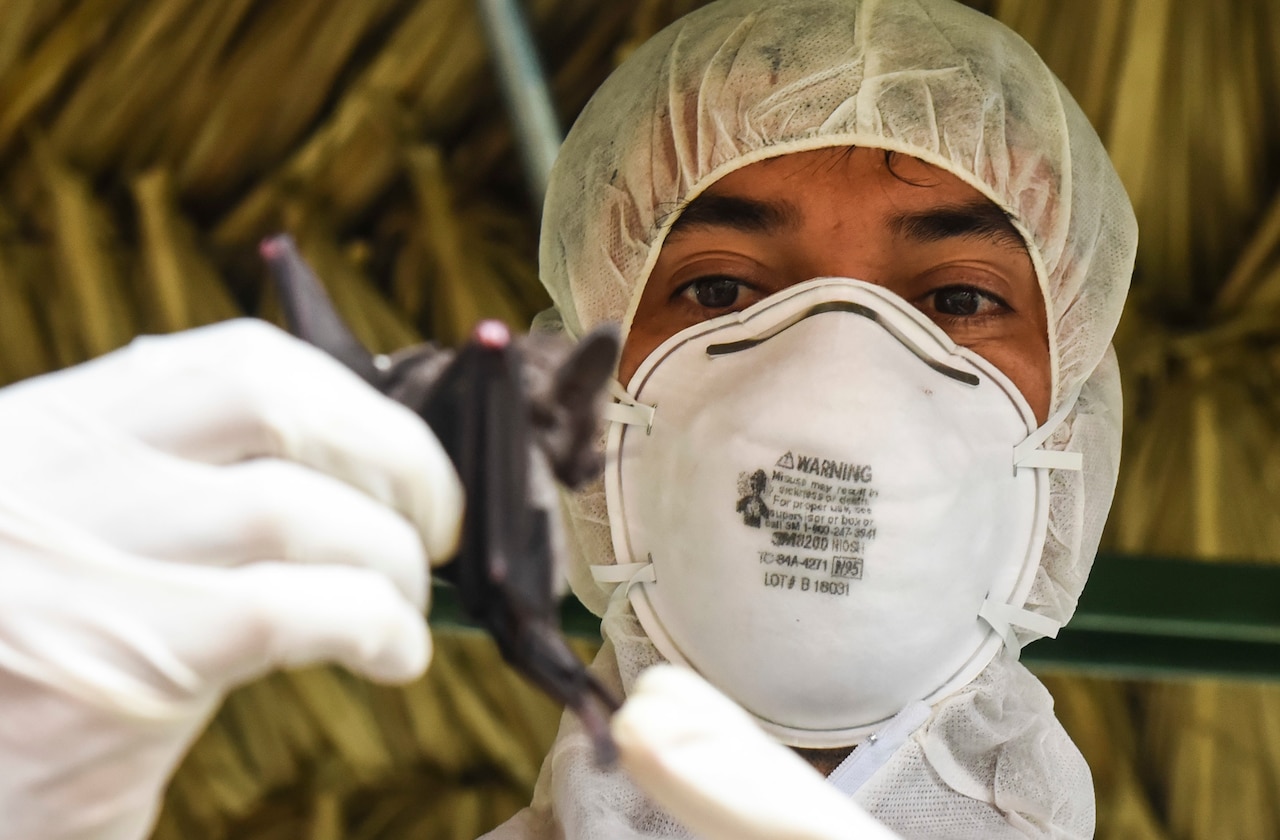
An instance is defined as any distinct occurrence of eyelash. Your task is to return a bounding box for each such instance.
[674,276,1010,319]
[673,274,759,310]
[665,270,1018,356]
[922,284,1012,323]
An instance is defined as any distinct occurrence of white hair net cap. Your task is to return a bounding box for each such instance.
[487,0,1136,837]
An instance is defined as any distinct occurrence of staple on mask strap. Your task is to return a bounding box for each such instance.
[979,599,1062,653]
[1015,447,1083,470]
[592,561,656,602]
[603,402,655,429]
[605,380,655,430]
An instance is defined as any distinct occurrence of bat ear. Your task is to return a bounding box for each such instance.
[553,324,620,410]
[260,233,380,385]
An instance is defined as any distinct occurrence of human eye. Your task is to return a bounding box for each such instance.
[675,275,757,311]
[923,284,1011,322]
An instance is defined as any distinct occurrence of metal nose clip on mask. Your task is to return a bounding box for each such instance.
[594,278,1079,749]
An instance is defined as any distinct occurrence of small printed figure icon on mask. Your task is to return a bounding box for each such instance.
[736,469,771,527]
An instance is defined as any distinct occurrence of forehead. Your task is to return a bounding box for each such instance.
[664,147,1029,254]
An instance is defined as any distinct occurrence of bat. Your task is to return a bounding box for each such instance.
[260,234,621,764]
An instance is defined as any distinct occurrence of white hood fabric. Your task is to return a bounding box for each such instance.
[488,0,1136,836]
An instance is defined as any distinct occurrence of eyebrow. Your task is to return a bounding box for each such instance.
[664,191,1027,253]
[665,193,803,237]
[888,200,1027,252]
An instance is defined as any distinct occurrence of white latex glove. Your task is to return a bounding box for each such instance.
[0,319,463,840]
[613,665,903,840]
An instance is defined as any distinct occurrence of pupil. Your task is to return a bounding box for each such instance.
[937,289,980,316]
[694,277,740,308]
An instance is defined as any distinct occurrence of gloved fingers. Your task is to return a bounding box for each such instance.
[0,500,429,713]
[613,665,903,840]
[0,417,432,608]
[133,459,431,610]
[26,320,464,565]
[209,561,433,686]
[223,459,432,605]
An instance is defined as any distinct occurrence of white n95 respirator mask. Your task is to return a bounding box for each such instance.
[594,278,1078,748]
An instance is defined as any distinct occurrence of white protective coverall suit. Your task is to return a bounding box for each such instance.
[488,0,1137,837]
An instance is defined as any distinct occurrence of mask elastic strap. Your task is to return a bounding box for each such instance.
[826,700,932,797]
[602,380,655,431]
[1012,388,1083,472]
[979,599,1062,653]
[993,389,1081,652]
[591,560,656,603]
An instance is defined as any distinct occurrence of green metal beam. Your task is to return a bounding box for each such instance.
[430,553,1280,682]
[1022,553,1280,681]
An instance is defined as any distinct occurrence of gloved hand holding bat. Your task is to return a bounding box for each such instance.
[0,317,464,840]
[0,232,621,840]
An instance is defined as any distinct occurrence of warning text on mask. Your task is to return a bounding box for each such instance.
[735,451,879,599]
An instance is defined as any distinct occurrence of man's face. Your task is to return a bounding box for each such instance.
[620,147,1052,423]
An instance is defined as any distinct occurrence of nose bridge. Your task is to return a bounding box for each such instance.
[706,285,981,388]
[796,219,900,293]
